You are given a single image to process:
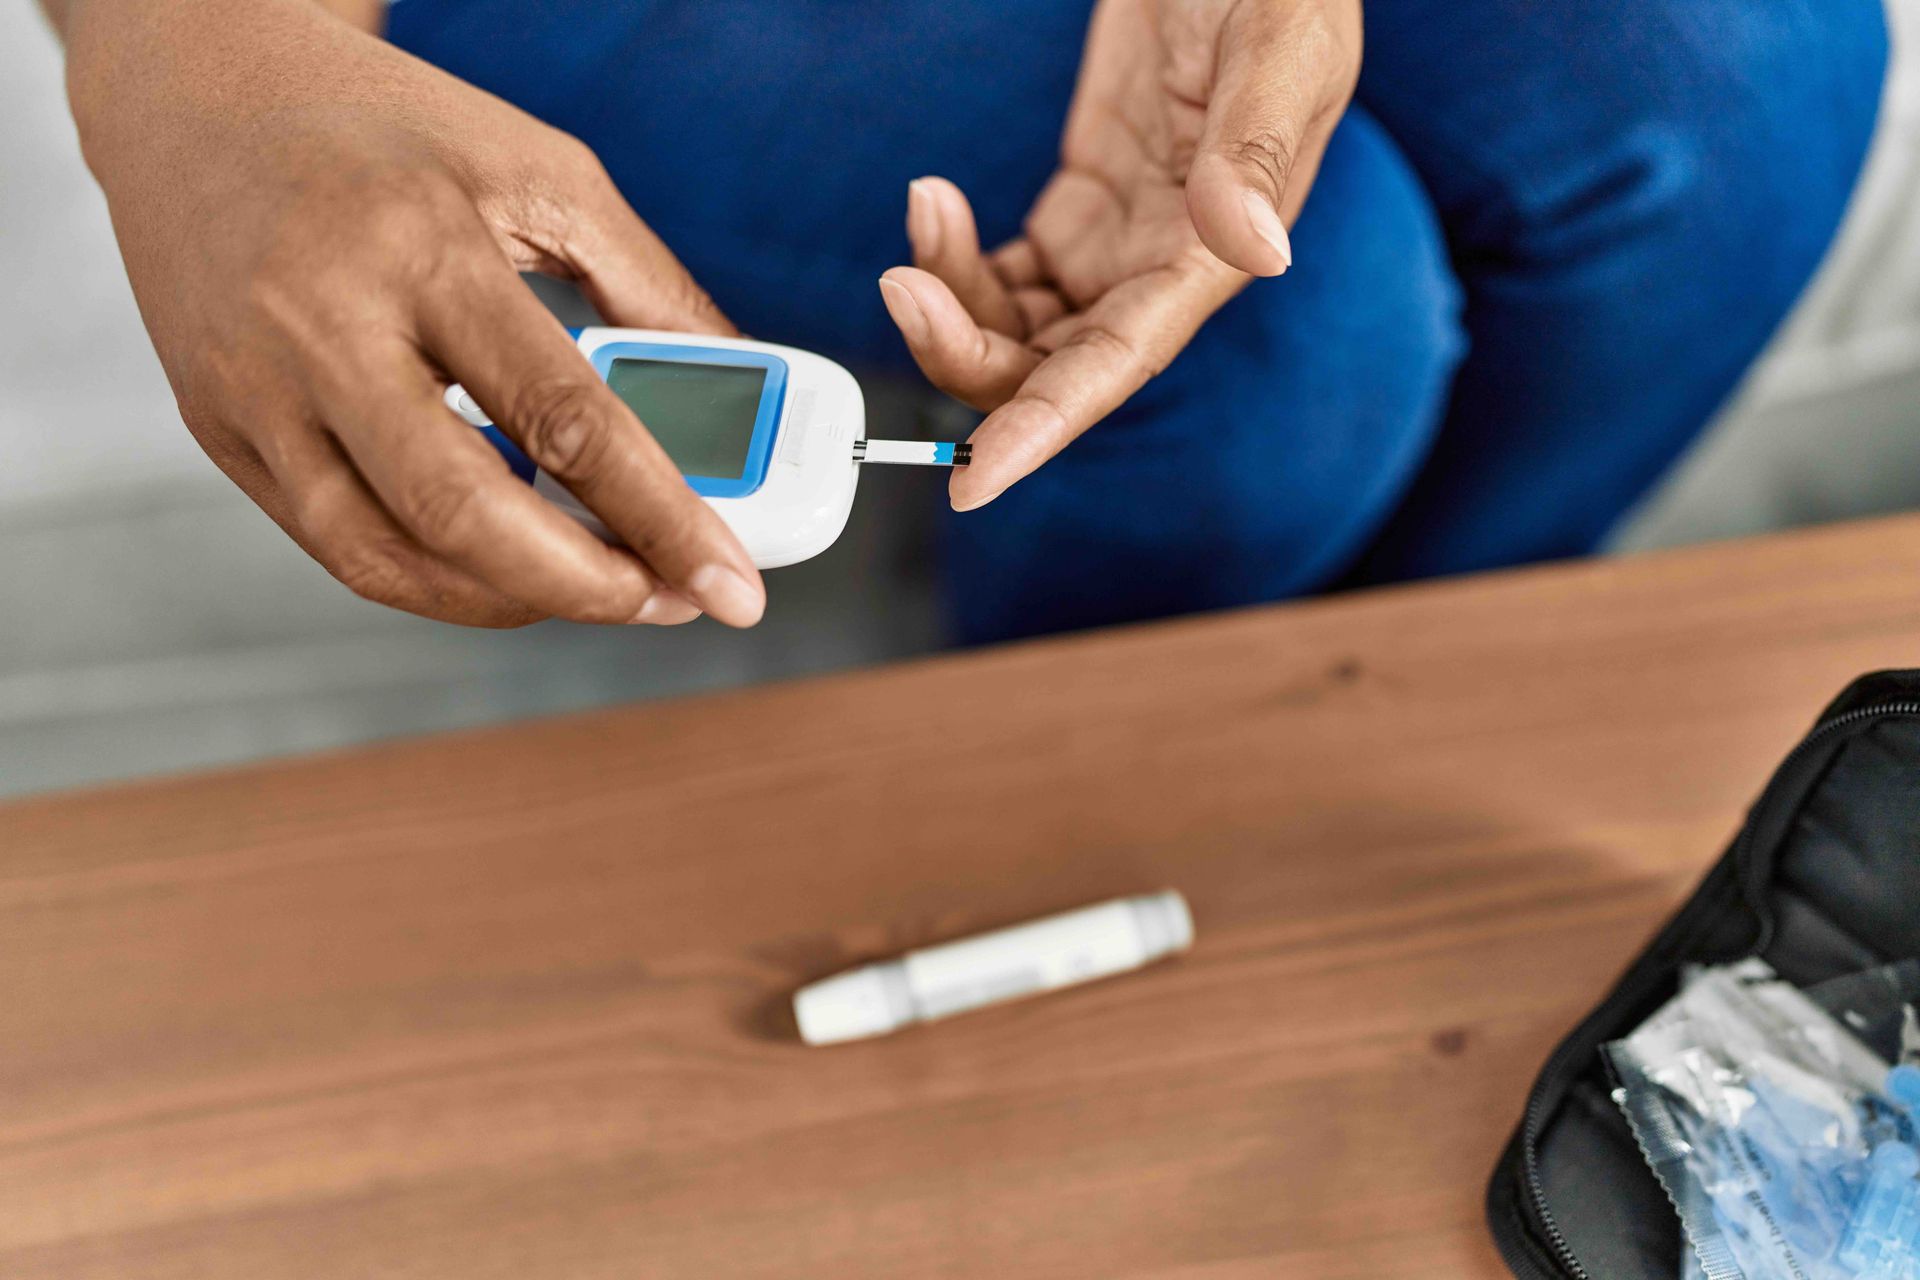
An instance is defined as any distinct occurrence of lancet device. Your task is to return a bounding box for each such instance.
[445,327,965,569]
[792,891,1195,1046]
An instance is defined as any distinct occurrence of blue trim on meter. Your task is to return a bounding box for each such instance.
[481,425,538,483]
[588,342,786,499]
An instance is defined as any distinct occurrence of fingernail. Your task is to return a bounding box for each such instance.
[1242,191,1293,273]
[629,591,702,625]
[688,564,766,628]
[907,178,941,257]
[878,277,929,345]
[952,486,1004,512]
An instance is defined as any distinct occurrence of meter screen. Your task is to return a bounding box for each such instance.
[605,358,768,480]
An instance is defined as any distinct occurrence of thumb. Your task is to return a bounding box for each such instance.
[552,154,739,337]
[1186,4,1342,278]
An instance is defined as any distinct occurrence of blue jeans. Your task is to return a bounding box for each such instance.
[391,0,1886,642]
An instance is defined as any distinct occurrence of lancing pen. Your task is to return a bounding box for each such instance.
[853,439,973,467]
[793,890,1194,1046]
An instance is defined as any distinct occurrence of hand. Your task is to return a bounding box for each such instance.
[60,0,766,627]
[879,0,1362,510]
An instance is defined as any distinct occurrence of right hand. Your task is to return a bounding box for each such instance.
[60,0,766,627]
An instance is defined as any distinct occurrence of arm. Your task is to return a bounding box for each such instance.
[33,0,767,628]
[40,0,383,32]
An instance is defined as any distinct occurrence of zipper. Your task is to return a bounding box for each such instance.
[1518,959,1677,1279]
[1514,698,1920,1280]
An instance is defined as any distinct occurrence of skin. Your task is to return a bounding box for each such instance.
[880,0,1363,511]
[39,0,1360,625]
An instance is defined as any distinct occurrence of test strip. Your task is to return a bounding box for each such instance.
[854,439,972,467]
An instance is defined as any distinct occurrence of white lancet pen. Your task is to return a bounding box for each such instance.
[794,891,1195,1046]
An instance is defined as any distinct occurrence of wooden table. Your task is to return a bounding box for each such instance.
[7,516,1920,1280]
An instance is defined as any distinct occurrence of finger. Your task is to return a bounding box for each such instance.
[192,410,525,624]
[990,239,1047,290]
[1013,287,1070,334]
[540,143,740,337]
[951,259,1235,510]
[906,177,1027,337]
[280,424,702,626]
[420,264,767,627]
[313,335,696,626]
[263,421,554,627]
[1185,3,1349,276]
[878,267,1040,411]
[1021,170,1130,305]
[182,412,279,507]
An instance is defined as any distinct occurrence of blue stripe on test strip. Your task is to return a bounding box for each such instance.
[931,442,955,465]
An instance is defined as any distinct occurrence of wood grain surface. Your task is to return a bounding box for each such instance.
[8,516,1920,1279]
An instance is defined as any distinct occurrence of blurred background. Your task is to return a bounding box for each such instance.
[3,0,1918,800]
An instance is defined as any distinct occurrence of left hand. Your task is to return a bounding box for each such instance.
[879,0,1362,510]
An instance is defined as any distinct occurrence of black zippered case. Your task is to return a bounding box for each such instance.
[1486,669,1920,1279]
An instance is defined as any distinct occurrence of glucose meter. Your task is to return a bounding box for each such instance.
[446,327,873,569]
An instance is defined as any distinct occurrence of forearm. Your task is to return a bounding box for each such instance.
[50,0,304,166]
[36,0,380,47]
[43,0,392,190]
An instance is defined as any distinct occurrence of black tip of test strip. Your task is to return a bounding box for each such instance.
[954,443,973,466]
